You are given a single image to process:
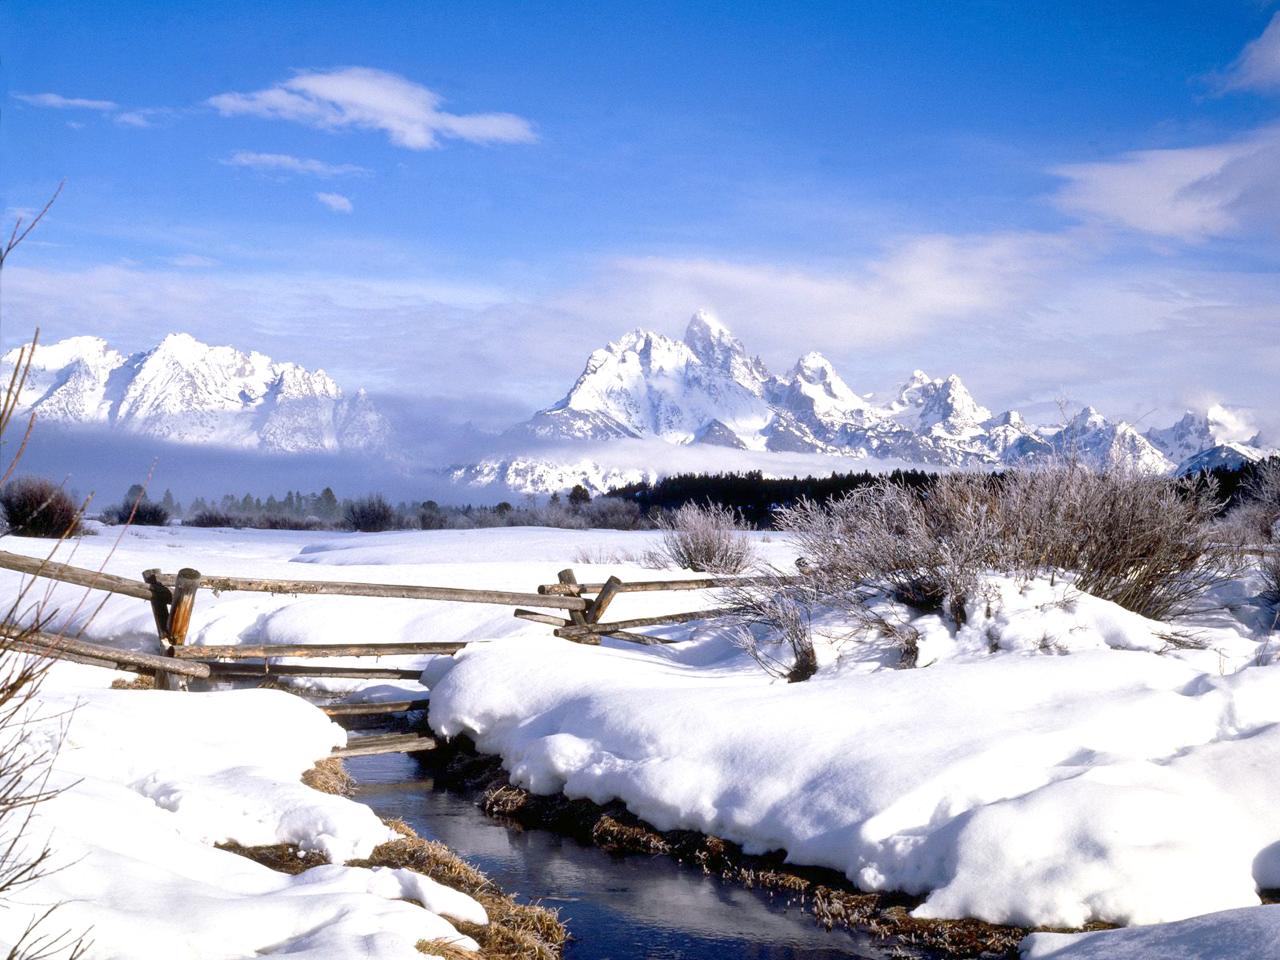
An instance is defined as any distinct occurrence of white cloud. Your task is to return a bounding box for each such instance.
[569,230,1072,354]
[315,192,354,213]
[13,92,118,111]
[166,254,219,268]
[223,151,369,177]
[1052,125,1280,240]
[1219,13,1280,93]
[207,67,537,149]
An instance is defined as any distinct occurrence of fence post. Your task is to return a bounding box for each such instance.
[556,568,598,645]
[586,576,623,625]
[166,568,201,646]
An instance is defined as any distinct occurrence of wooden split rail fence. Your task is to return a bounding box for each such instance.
[0,548,769,756]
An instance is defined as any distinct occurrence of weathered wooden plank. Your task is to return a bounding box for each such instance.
[332,732,437,758]
[513,609,571,627]
[142,568,173,638]
[555,626,665,646]
[2,626,212,678]
[538,575,801,596]
[595,607,735,631]
[558,569,589,628]
[320,699,430,717]
[0,549,153,600]
[204,662,425,680]
[585,576,623,624]
[173,641,465,660]
[155,572,588,610]
[166,568,201,644]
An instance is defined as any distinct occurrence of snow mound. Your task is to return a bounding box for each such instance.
[428,576,1280,930]
[1021,904,1280,959]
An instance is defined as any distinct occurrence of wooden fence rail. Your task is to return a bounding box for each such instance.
[2,625,212,679]
[0,549,154,600]
[153,571,588,610]
[172,641,467,660]
[536,574,799,596]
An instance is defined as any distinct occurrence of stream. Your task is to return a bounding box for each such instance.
[347,752,889,960]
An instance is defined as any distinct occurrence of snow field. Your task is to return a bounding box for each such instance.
[2,524,1278,956]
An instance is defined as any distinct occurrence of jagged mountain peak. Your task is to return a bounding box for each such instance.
[1068,405,1109,431]
[684,308,734,349]
[1,333,388,455]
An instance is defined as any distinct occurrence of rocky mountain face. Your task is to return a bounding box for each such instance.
[2,333,390,454]
[459,311,1272,493]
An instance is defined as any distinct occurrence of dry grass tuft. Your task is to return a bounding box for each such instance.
[215,840,328,875]
[302,757,356,797]
[110,674,156,690]
[592,814,671,855]
[416,938,477,959]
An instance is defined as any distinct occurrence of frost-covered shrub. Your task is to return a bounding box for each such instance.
[185,509,239,528]
[650,502,755,574]
[1261,552,1280,605]
[995,466,1233,619]
[780,466,1233,624]
[343,494,397,532]
[0,476,80,538]
[778,475,995,625]
[129,501,170,526]
[1237,460,1280,544]
[726,574,818,682]
[102,497,170,526]
[580,496,647,530]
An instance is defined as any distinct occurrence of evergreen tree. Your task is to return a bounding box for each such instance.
[317,487,339,519]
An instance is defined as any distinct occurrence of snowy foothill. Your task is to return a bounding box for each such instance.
[2,523,1279,957]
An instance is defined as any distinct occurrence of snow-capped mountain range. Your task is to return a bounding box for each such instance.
[455,311,1274,493]
[6,321,1271,496]
[1,333,390,454]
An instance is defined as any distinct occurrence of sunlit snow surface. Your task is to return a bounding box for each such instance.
[1,524,1278,957]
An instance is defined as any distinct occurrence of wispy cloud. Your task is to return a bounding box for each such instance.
[315,192,354,213]
[206,67,537,149]
[1217,12,1280,93]
[223,151,369,177]
[1051,125,1280,240]
[13,92,118,111]
[574,231,1073,351]
[166,254,220,268]
[114,108,173,128]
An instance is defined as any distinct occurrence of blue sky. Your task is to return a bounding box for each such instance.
[3,0,1279,437]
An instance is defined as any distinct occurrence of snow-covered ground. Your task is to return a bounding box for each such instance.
[3,523,1279,958]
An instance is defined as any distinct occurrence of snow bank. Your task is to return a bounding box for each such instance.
[1021,904,1280,959]
[428,573,1280,931]
[1,663,485,959]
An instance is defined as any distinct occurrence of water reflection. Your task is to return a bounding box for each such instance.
[349,754,886,960]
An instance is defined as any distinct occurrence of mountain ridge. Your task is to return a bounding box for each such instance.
[1,332,391,455]
[458,310,1273,493]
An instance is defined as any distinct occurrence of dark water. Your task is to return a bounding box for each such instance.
[348,753,886,960]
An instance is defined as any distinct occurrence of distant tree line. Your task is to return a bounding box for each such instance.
[605,458,1280,528]
[36,456,1270,536]
[606,469,939,527]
